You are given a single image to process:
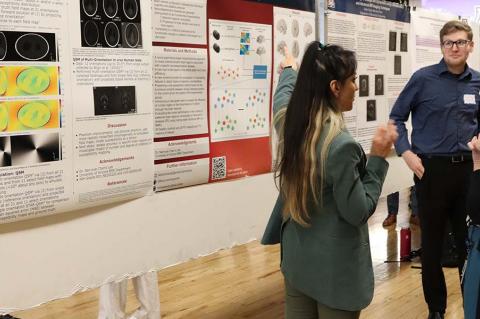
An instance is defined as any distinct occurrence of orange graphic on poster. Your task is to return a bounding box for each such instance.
[0,66,59,97]
[0,102,7,131]
[4,100,60,132]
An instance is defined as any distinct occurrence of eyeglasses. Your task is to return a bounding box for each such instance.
[442,39,471,49]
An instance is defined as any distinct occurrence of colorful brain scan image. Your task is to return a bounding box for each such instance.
[246,113,267,130]
[17,102,51,129]
[240,32,251,44]
[214,115,237,134]
[214,90,236,109]
[7,100,59,132]
[240,44,250,55]
[0,68,7,96]
[0,103,8,131]
[17,67,50,94]
[0,66,59,97]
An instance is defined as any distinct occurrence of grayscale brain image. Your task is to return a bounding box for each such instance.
[80,0,142,48]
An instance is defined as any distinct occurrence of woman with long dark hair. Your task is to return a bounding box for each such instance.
[263,42,397,318]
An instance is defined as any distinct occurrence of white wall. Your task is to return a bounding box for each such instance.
[0,156,410,313]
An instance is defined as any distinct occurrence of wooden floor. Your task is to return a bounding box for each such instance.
[13,191,464,319]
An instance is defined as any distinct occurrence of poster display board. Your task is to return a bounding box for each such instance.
[410,8,457,71]
[327,1,411,151]
[152,0,274,191]
[0,0,154,224]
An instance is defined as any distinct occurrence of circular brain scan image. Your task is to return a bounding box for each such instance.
[18,102,51,129]
[0,103,8,131]
[84,20,100,46]
[291,19,299,38]
[16,68,51,95]
[15,33,50,61]
[82,0,98,16]
[213,30,220,40]
[0,32,6,60]
[103,0,118,18]
[104,22,120,47]
[0,68,7,96]
[123,0,138,19]
[124,23,140,47]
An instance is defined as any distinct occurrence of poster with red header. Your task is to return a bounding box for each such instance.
[152,0,273,191]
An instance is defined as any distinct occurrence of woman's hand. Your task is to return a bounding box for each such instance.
[468,134,480,171]
[280,47,298,71]
[370,121,398,158]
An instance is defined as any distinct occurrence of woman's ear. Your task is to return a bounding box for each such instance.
[329,79,340,98]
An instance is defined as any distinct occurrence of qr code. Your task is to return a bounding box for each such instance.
[212,156,226,180]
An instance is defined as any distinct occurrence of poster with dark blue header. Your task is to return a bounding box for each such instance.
[329,0,410,23]
[327,0,411,152]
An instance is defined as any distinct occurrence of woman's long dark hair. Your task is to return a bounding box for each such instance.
[276,41,357,226]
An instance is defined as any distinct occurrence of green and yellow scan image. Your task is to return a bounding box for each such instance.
[17,101,52,129]
[16,67,51,95]
[0,68,7,96]
[0,103,7,131]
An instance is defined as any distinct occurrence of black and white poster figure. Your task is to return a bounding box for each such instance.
[98,272,160,319]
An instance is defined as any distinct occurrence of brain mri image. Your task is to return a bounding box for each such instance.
[291,40,300,58]
[17,102,51,129]
[277,19,287,35]
[213,43,220,53]
[81,0,141,48]
[366,100,377,122]
[303,22,313,37]
[103,0,118,18]
[123,23,141,48]
[213,30,220,40]
[256,46,266,56]
[359,75,369,97]
[123,0,138,19]
[104,22,120,47]
[0,103,7,131]
[400,32,408,52]
[93,86,137,116]
[15,33,50,61]
[82,0,98,16]
[0,32,6,60]
[16,68,51,95]
[389,31,397,51]
[291,19,299,38]
[0,31,57,61]
[277,40,287,56]
[83,20,100,46]
[375,74,384,96]
[256,35,264,44]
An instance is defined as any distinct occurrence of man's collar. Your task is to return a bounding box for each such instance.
[437,58,472,79]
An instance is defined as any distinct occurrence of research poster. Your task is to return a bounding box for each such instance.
[327,1,411,151]
[0,0,154,223]
[409,8,457,71]
[271,6,315,164]
[152,0,274,191]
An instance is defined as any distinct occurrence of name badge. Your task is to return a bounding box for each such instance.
[464,94,476,104]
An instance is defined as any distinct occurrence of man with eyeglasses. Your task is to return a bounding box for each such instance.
[390,20,480,319]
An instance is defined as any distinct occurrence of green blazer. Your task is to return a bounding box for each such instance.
[262,68,389,311]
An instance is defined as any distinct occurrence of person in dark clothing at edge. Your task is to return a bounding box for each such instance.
[390,20,480,319]
[463,134,480,319]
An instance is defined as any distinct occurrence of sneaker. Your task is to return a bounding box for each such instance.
[382,214,397,227]
[410,215,420,226]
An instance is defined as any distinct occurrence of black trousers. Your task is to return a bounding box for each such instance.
[414,156,472,313]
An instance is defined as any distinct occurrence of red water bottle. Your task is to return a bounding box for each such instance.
[400,227,411,261]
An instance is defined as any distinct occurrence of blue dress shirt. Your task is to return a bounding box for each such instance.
[390,59,480,155]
